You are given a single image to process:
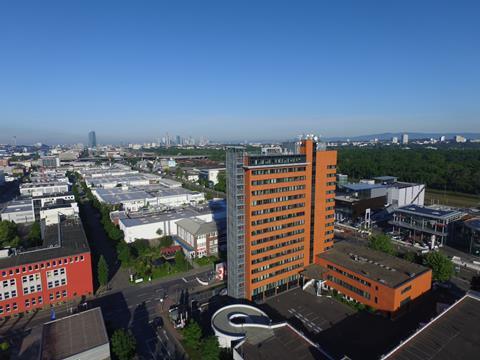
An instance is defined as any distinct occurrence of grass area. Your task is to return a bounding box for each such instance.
[425,189,480,208]
[194,256,217,267]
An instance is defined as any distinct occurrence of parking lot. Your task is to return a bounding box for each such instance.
[263,287,355,334]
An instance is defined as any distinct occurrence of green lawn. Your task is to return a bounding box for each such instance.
[425,189,480,208]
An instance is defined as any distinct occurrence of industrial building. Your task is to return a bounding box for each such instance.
[40,307,110,360]
[175,218,219,258]
[0,199,35,223]
[39,156,60,168]
[449,217,480,257]
[20,182,70,197]
[199,167,225,186]
[383,292,480,359]
[92,185,205,211]
[226,136,337,301]
[0,216,93,318]
[308,241,432,313]
[390,205,465,247]
[118,204,225,243]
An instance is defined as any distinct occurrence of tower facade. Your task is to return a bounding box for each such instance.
[227,136,337,301]
[88,131,97,148]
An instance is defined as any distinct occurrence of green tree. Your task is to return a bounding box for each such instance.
[403,252,417,263]
[117,242,134,267]
[175,251,189,271]
[425,251,454,282]
[0,220,18,246]
[201,336,220,360]
[159,235,173,248]
[182,320,202,350]
[368,234,396,255]
[214,171,226,193]
[111,329,136,360]
[97,255,109,287]
[28,222,42,246]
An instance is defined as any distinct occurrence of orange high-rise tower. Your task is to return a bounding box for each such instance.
[226,135,337,300]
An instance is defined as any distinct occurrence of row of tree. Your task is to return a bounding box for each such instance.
[337,147,480,194]
[368,234,454,281]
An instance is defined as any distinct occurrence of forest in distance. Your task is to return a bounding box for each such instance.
[337,147,480,195]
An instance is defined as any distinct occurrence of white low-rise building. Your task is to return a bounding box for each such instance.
[20,182,70,197]
[199,168,225,185]
[119,206,220,243]
[0,200,35,223]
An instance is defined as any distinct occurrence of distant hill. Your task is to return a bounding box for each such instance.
[324,132,480,141]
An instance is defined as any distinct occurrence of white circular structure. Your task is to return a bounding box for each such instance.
[211,304,273,348]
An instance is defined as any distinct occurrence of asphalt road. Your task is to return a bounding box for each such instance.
[5,269,222,359]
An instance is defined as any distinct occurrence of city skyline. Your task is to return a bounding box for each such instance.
[1,0,479,143]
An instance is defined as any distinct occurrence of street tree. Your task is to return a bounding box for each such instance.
[368,234,396,255]
[425,251,454,282]
[97,255,109,287]
[111,329,136,360]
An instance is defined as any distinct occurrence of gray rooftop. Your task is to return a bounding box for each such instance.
[0,217,91,269]
[176,218,217,236]
[395,205,465,220]
[41,307,109,360]
[318,241,430,288]
[342,183,386,192]
[1,199,33,214]
[119,206,216,227]
[385,292,480,360]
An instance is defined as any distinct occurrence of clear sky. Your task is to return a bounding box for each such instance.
[0,0,479,144]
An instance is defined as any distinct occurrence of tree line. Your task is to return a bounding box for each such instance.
[337,147,480,194]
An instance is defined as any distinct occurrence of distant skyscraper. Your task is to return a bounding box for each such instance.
[402,133,409,144]
[88,131,97,148]
[392,136,398,144]
[176,135,181,146]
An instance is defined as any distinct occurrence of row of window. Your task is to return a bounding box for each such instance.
[251,220,305,236]
[48,278,67,289]
[251,211,305,227]
[251,202,305,216]
[1,255,85,277]
[401,285,412,294]
[251,237,304,255]
[252,194,305,206]
[0,290,17,300]
[23,284,42,295]
[252,246,304,265]
[327,264,372,287]
[252,263,303,283]
[248,155,306,166]
[251,176,306,186]
[328,275,371,300]
[1,279,15,288]
[251,185,306,196]
[251,167,306,175]
[252,229,305,246]
[252,254,304,274]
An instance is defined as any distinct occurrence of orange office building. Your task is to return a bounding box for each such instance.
[226,135,337,301]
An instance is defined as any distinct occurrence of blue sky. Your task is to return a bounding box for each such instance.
[0,0,479,144]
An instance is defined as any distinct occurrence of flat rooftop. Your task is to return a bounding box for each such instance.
[384,292,480,360]
[119,205,219,227]
[41,307,109,360]
[0,217,90,269]
[395,205,464,220]
[342,183,386,192]
[464,218,480,232]
[1,199,33,214]
[318,241,430,288]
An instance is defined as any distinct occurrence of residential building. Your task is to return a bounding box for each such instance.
[0,217,93,318]
[311,242,432,313]
[176,218,218,258]
[88,131,97,148]
[392,136,398,144]
[390,205,465,247]
[40,307,110,360]
[226,135,337,301]
[401,133,409,144]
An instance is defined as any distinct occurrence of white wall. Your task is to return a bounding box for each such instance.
[387,184,425,207]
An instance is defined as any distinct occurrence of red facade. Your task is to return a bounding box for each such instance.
[0,251,93,317]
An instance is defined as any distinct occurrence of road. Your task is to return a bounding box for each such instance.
[4,268,224,359]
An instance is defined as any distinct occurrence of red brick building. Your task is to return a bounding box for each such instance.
[0,217,93,317]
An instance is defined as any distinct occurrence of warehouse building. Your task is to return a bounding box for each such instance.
[0,199,35,223]
[40,307,110,360]
[20,182,70,197]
